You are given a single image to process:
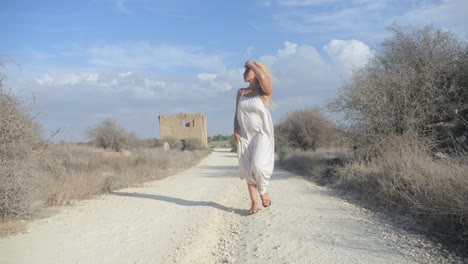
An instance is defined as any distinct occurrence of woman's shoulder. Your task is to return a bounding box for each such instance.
[237,87,249,95]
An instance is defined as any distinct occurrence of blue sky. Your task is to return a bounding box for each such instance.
[1,0,467,142]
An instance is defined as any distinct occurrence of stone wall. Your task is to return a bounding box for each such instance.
[159,112,208,147]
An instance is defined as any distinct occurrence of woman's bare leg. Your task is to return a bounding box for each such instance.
[247,184,259,214]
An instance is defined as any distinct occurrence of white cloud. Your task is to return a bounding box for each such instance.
[35,74,54,86]
[88,42,225,70]
[35,73,99,86]
[144,78,166,88]
[27,40,374,142]
[259,41,336,106]
[197,73,217,81]
[197,72,233,92]
[118,71,133,78]
[324,39,374,76]
[255,40,373,112]
[273,0,467,41]
[273,4,385,36]
[399,0,468,38]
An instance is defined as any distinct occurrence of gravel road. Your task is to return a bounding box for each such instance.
[0,149,462,263]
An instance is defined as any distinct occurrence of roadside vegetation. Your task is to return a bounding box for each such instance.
[276,25,468,256]
[0,65,209,235]
[208,134,232,149]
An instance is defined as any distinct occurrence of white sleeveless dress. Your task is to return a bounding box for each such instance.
[237,93,275,195]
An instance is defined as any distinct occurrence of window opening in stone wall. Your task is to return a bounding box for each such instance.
[182,118,191,128]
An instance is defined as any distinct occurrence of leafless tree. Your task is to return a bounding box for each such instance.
[330,25,468,151]
[87,118,133,152]
[275,108,340,151]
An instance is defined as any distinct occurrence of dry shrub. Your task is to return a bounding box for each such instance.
[325,24,468,253]
[0,67,41,221]
[275,108,342,151]
[330,25,468,151]
[161,136,183,150]
[281,148,347,185]
[183,138,205,151]
[0,161,38,220]
[335,133,468,245]
[87,118,134,152]
[127,138,161,149]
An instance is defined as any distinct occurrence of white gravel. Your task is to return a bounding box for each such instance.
[0,148,462,263]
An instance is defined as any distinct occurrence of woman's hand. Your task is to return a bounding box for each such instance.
[244,60,255,69]
[234,133,241,144]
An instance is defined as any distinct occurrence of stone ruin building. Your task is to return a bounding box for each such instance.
[158,112,208,148]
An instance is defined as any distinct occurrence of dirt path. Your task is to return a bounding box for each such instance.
[0,149,458,263]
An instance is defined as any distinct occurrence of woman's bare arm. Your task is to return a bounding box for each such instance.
[233,88,243,142]
[245,60,272,96]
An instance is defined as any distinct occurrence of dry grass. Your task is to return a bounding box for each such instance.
[208,140,231,149]
[280,148,348,185]
[280,134,468,254]
[1,143,209,236]
[35,144,210,206]
[335,134,468,241]
[0,220,27,237]
[0,142,209,237]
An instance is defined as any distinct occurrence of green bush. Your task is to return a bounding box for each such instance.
[229,135,237,152]
[277,144,293,161]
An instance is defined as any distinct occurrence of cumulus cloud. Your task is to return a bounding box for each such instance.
[27,39,373,141]
[255,40,372,111]
[324,39,374,76]
[197,72,233,92]
[260,41,334,97]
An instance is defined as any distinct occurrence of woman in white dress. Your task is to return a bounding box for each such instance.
[234,60,275,215]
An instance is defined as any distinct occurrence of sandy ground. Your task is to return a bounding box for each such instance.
[0,149,460,263]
